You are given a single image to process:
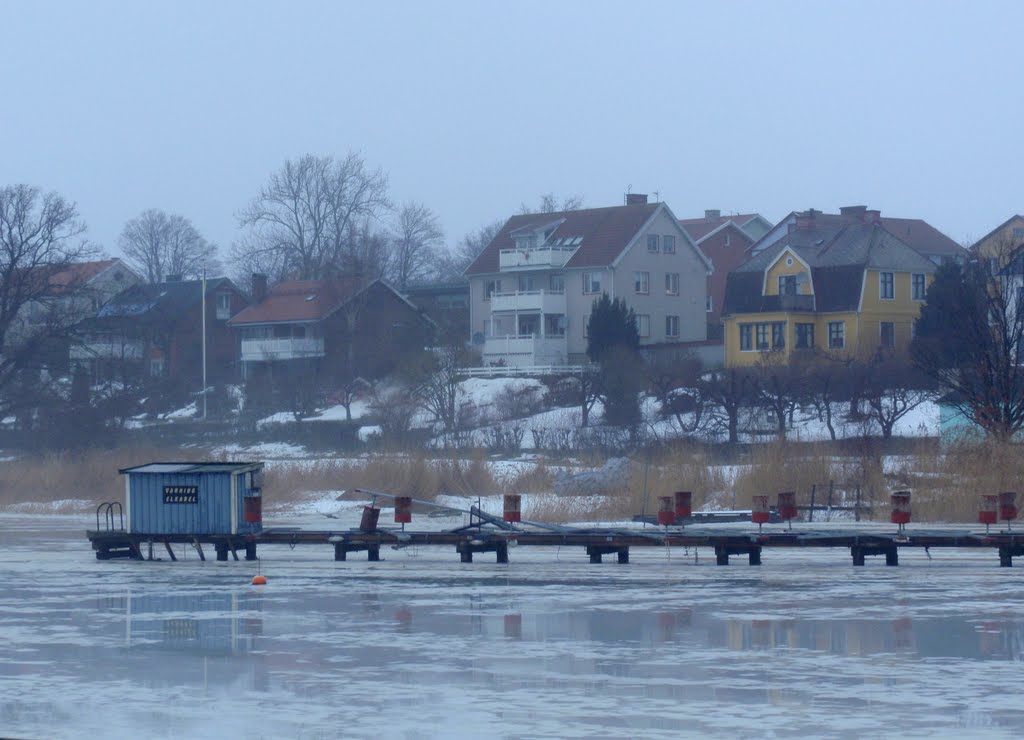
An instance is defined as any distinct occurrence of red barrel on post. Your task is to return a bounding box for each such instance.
[751,495,770,530]
[394,496,412,524]
[243,495,262,524]
[999,492,1018,527]
[503,494,522,523]
[891,491,911,530]
[979,495,998,531]
[657,496,676,526]
[674,491,692,521]
[777,492,798,523]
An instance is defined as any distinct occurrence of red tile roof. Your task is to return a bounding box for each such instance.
[678,213,761,242]
[229,277,366,324]
[464,203,660,275]
[45,259,120,295]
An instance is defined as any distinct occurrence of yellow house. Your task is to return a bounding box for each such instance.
[721,221,936,367]
[971,214,1024,268]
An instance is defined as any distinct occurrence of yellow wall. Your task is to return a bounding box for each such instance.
[764,253,812,296]
[722,268,932,367]
[974,216,1024,262]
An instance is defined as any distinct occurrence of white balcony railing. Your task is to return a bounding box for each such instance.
[490,289,566,314]
[70,338,144,360]
[241,337,325,362]
[498,246,577,270]
[482,334,567,368]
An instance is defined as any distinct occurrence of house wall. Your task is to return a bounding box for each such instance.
[764,254,813,295]
[973,216,1024,262]
[700,224,754,328]
[610,207,708,347]
[166,284,248,386]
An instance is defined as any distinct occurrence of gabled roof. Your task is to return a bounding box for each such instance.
[464,203,663,275]
[971,214,1024,251]
[86,277,236,325]
[678,213,764,242]
[723,223,935,316]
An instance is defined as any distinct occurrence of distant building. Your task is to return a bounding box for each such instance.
[750,206,966,266]
[402,281,469,347]
[464,195,711,367]
[679,210,773,334]
[971,214,1024,269]
[721,211,936,367]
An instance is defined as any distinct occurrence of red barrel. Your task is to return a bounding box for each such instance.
[890,491,911,526]
[777,492,798,521]
[360,505,381,531]
[999,492,1018,522]
[751,495,770,525]
[503,494,522,523]
[979,495,998,526]
[674,491,693,520]
[657,496,675,526]
[243,495,262,524]
[394,496,412,524]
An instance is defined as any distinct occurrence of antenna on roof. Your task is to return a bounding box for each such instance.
[624,184,632,205]
[653,190,660,203]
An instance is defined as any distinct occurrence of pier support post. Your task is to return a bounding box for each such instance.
[334,543,347,561]
[245,543,257,561]
[748,547,762,566]
[1000,547,1013,567]
[885,548,899,567]
[618,549,629,564]
[715,546,729,566]
[367,546,380,562]
[851,546,866,566]
[215,543,229,562]
[164,541,177,562]
[496,543,509,564]
[460,549,473,563]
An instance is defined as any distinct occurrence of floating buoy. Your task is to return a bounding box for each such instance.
[251,575,267,585]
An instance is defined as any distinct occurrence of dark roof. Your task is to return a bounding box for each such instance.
[119,461,262,474]
[464,203,661,275]
[879,217,965,259]
[678,214,762,242]
[82,277,236,328]
[723,223,935,316]
[229,277,364,325]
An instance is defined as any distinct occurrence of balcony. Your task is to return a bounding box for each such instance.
[482,334,567,368]
[490,289,566,314]
[70,337,144,360]
[499,246,577,271]
[241,337,325,362]
[779,294,815,311]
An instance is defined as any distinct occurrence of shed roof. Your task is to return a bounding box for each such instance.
[119,462,262,474]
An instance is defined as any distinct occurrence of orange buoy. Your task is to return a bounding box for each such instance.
[251,575,267,585]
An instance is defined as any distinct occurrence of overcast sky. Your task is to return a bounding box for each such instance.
[1,0,1021,267]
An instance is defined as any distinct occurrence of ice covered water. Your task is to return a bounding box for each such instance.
[1,514,1022,738]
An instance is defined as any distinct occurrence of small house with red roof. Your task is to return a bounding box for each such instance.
[463,195,711,367]
[227,275,434,388]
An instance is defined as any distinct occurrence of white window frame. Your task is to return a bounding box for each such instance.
[634,271,650,294]
[666,272,680,296]
[879,272,895,301]
[911,273,926,301]
[828,321,845,349]
[647,234,660,253]
[740,324,753,351]
[665,315,680,338]
[485,279,501,301]
[582,272,602,294]
[636,314,650,338]
[662,235,676,254]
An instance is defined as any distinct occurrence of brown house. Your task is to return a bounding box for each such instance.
[228,275,435,390]
[74,277,250,388]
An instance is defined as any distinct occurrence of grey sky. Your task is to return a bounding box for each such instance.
[1,0,1021,268]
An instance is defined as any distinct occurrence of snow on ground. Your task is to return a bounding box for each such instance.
[212,441,311,460]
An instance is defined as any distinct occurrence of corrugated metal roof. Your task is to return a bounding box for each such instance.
[119,462,262,474]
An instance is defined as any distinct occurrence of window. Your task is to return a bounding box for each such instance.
[582,272,602,294]
[771,321,785,350]
[779,274,797,296]
[795,323,814,349]
[149,358,165,377]
[517,275,535,292]
[485,279,501,300]
[636,314,650,338]
[1013,227,1024,239]
[880,321,895,349]
[755,323,770,350]
[706,295,713,313]
[912,273,926,301]
[665,272,680,296]
[740,324,753,351]
[665,315,680,338]
[549,274,565,292]
[634,271,649,294]
[647,234,660,253]
[828,321,845,349]
[216,292,232,319]
[880,272,894,300]
[662,235,676,254]
[724,233,731,247]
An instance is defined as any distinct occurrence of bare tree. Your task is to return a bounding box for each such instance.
[0,184,95,415]
[701,367,758,445]
[414,346,470,431]
[862,357,933,439]
[755,352,804,439]
[519,193,585,215]
[646,351,706,434]
[435,219,503,279]
[119,209,219,283]
[232,153,389,281]
[794,351,854,441]
[388,202,444,288]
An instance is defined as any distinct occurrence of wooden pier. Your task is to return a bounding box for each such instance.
[86,524,1024,568]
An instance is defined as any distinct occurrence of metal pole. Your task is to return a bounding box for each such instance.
[201,267,207,420]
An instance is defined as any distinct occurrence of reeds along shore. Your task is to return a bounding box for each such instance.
[1,442,1021,523]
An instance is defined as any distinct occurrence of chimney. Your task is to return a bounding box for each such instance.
[704,209,721,220]
[794,208,819,231]
[839,205,868,222]
[252,273,268,303]
[865,209,881,224]
[625,193,648,206]
[166,274,182,282]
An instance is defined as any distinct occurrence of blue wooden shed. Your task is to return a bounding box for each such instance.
[119,462,264,536]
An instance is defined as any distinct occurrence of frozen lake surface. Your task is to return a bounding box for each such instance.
[2,514,1023,739]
